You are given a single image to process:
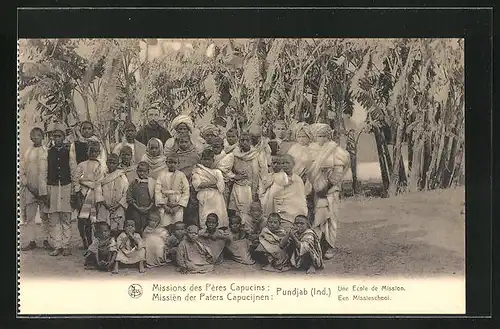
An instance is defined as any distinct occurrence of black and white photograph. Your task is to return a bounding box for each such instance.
[17,37,466,314]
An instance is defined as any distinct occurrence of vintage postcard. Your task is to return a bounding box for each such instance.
[17,37,465,315]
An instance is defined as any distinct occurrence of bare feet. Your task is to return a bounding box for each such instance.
[21,241,36,251]
[306,266,316,274]
[84,265,94,270]
[324,248,335,260]
[112,262,119,274]
[50,248,62,256]
[62,248,72,256]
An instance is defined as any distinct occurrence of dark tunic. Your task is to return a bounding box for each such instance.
[135,124,171,146]
[74,141,90,164]
[126,180,153,233]
[47,146,72,186]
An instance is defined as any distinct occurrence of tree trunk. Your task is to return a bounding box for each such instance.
[420,137,432,190]
[388,116,405,196]
[346,130,358,195]
[373,126,390,198]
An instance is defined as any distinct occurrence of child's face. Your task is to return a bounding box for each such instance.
[166,158,178,171]
[239,135,252,152]
[80,123,94,138]
[120,151,132,165]
[96,225,111,240]
[52,131,65,146]
[249,204,262,219]
[107,158,119,172]
[31,130,43,146]
[178,138,190,151]
[211,141,224,155]
[315,132,329,146]
[148,140,161,156]
[176,123,190,136]
[296,131,310,146]
[271,156,282,173]
[267,216,281,232]
[200,156,214,168]
[136,165,149,179]
[125,127,136,141]
[273,123,287,139]
[89,148,100,160]
[186,227,198,241]
[226,131,238,145]
[293,217,309,234]
[125,221,136,234]
[206,217,218,230]
[229,219,241,233]
[280,156,294,175]
[174,223,186,238]
[147,217,159,229]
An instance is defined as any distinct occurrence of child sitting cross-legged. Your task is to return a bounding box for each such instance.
[198,213,232,265]
[288,215,324,274]
[114,220,146,274]
[142,210,169,268]
[176,225,214,274]
[252,212,291,272]
[84,221,117,272]
[165,221,186,264]
[225,215,255,265]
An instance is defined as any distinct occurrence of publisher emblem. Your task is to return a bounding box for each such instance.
[128,284,143,299]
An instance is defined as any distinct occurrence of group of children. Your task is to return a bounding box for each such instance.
[21,114,349,275]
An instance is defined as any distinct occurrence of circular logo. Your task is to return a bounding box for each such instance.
[128,284,143,299]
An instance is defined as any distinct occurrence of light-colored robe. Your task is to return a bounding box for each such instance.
[256,227,290,272]
[69,136,107,176]
[112,139,147,165]
[176,238,214,274]
[290,228,324,270]
[74,159,104,223]
[155,170,190,227]
[143,225,169,267]
[96,169,129,231]
[192,164,228,228]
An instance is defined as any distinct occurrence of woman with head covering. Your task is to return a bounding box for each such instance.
[307,123,350,260]
[163,115,205,155]
[140,138,167,180]
[283,122,314,181]
[112,122,147,165]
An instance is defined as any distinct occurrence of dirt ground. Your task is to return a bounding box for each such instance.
[19,186,465,278]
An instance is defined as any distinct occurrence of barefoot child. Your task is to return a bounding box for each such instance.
[165,221,186,264]
[74,141,105,249]
[143,211,169,268]
[288,215,323,274]
[253,213,291,272]
[155,155,190,228]
[226,215,255,265]
[114,220,146,274]
[192,149,228,229]
[176,225,214,274]
[84,221,117,272]
[97,154,129,238]
[198,213,231,265]
[126,162,155,234]
[119,146,137,183]
[20,127,50,251]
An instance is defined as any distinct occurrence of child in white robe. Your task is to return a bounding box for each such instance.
[192,149,228,229]
[155,155,190,228]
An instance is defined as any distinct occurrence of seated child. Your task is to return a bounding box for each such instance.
[248,201,266,239]
[84,221,117,272]
[225,215,255,265]
[165,221,187,264]
[198,213,231,265]
[155,155,190,228]
[114,220,146,274]
[176,225,214,274]
[126,161,156,234]
[253,213,291,272]
[97,154,129,238]
[288,215,324,274]
[143,211,169,268]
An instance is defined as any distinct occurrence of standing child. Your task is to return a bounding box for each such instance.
[112,122,147,165]
[42,123,76,256]
[70,120,107,172]
[288,215,323,274]
[97,154,129,238]
[119,146,137,183]
[155,155,190,228]
[198,213,231,265]
[142,211,169,268]
[141,138,167,180]
[20,127,50,251]
[253,213,291,272]
[225,215,255,265]
[165,221,187,264]
[74,141,105,249]
[114,220,146,274]
[176,225,214,274]
[192,149,228,229]
[84,221,117,272]
[126,162,156,234]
